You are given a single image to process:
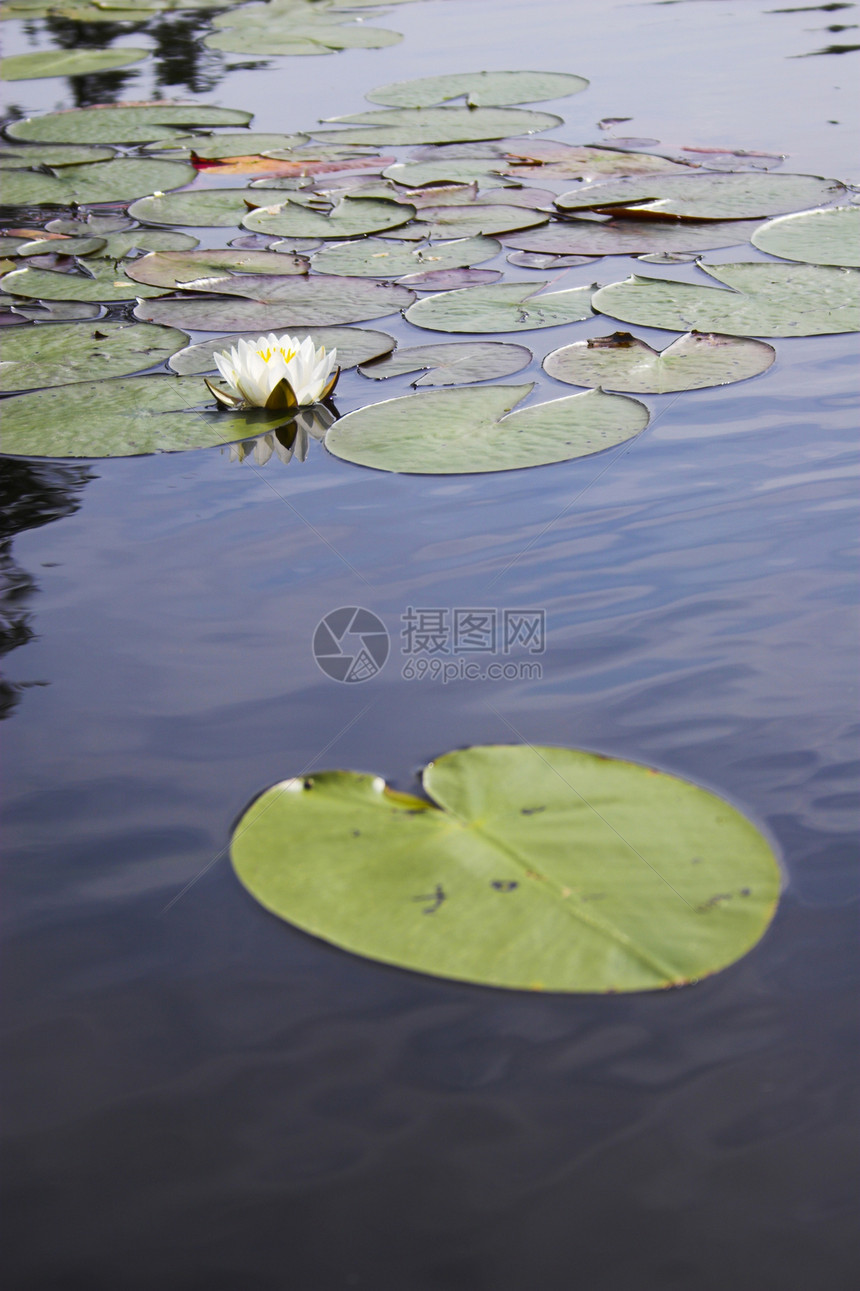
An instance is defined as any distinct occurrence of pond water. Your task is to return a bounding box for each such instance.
[2,1,859,1287]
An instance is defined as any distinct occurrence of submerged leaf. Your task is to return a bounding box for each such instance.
[543,330,775,392]
[230,745,780,992]
[325,383,648,473]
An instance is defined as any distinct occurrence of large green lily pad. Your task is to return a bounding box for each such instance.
[204,22,403,55]
[241,195,415,239]
[358,340,532,386]
[504,218,761,256]
[6,104,253,145]
[169,325,395,375]
[1,262,168,302]
[127,188,290,227]
[0,320,187,391]
[593,263,860,336]
[555,171,847,219]
[134,277,414,328]
[543,331,775,393]
[311,106,563,147]
[365,71,589,108]
[230,744,780,992]
[750,206,860,267]
[126,248,308,288]
[0,47,148,80]
[0,374,295,457]
[310,235,500,278]
[0,143,116,165]
[405,280,594,333]
[325,383,648,473]
[0,158,195,207]
[392,202,548,240]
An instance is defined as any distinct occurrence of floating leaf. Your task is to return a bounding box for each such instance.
[127,188,292,227]
[397,267,502,289]
[0,373,294,458]
[358,340,531,386]
[204,22,403,55]
[543,330,775,393]
[126,248,308,288]
[405,280,594,333]
[0,143,115,165]
[507,250,599,269]
[10,299,101,321]
[92,229,200,258]
[593,263,860,336]
[750,206,860,266]
[382,158,511,186]
[134,278,414,329]
[325,383,647,473]
[392,202,548,240]
[0,158,195,207]
[504,217,761,255]
[0,320,187,391]
[241,194,415,238]
[145,132,309,159]
[169,325,394,375]
[230,744,780,992]
[365,70,589,108]
[555,171,846,219]
[1,261,167,301]
[0,47,148,80]
[311,107,563,147]
[6,104,253,145]
[309,234,499,278]
[500,140,690,179]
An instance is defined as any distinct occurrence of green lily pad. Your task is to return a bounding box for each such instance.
[365,70,589,108]
[311,107,563,147]
[127,188,292,227]
[0,320,188,392]
[501,141,691,179]
[169,325,395,375]
[382,158,511,186]
[0,46,148,80]
[45,212,132,235]
[593,263,860,336]
[0,143,116,165]
[12,236,107,257]
[133,278,414,329]
[543,330,775,393]
[750,206,860,266]
[0,158,195,207]
[358,340,532,386]
[241,195,415,239]
[204,22,403,55]
[125,248,308,288]
[93,229,200,258]
[508,251,599,269]
[504,217,762,256]
[397,267,502,289]
[310,235,500,278]
[144,132,309,159]
[392,202,548,240]
[325,383,647,473]
[0,373,295,458]
[555,171,847,219]
[1,262,168,302]
[9,299,102,321]
[6,104,252,145]
[405,280,594,333]
[230,744,780,992]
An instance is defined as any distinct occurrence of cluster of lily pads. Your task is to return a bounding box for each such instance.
[1,69,857,466]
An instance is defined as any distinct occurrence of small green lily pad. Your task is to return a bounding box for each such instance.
[127,188,290,227]
[311,106,563,147]
[393,202,548,240]
[310,235,500,278]
[365,70,589,108]
[750,206,860,266]
[125,248,308,288]
[146,132,310,159]
[0,320,188,391]
[0,47,148,80]
[169,326,395,375]
[204,22,403,55]
[358,340,532,385]
[325,383,648,473]
[241,195,416,239]
[6,104,253,145]
[405,280,594,333]
[555,171,847,219]
[1,261,168,302]
[543,330,775,392]
[230,744,780,992]
[504,218,761,256]
[593,263,860,336]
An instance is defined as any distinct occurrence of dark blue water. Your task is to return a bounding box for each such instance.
[2,1,859,1287]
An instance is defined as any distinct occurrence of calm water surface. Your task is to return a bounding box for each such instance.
[2,1,859,1287]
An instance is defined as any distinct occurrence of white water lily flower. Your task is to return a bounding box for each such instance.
[205,333,339,410]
